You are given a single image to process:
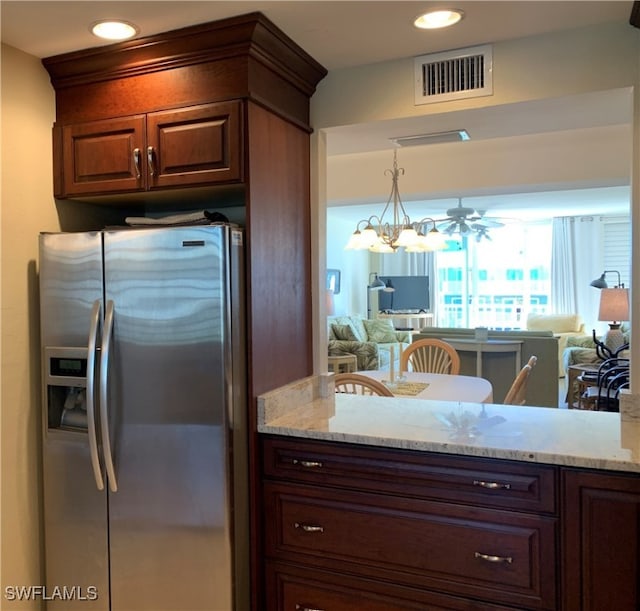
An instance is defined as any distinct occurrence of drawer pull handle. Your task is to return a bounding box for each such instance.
[295,605,325,611]
[474,551,513,564]
[292,459,323,468]
[294,522,324,533]
[473,479,511,490]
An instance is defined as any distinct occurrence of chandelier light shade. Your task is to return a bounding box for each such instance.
[345,149,446,253]
[597,287,629,352]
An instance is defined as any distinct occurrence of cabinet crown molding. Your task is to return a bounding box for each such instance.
[42,11,327,96]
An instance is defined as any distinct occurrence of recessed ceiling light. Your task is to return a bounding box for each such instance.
[414,9,464,30]
[91,20,139,41]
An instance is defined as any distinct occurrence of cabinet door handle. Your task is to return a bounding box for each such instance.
[474,551,513,564]
[295,605,325,611]
[294,522,324,533]
[147,146,156,177]
[292,458,323,468]
[133,148,141,179]
[473,479,511,490]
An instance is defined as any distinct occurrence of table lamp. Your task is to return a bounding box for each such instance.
[597,287,629,352]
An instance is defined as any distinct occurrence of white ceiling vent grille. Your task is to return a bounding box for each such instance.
[414,44,493,105]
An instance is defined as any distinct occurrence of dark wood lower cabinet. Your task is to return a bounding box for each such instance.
[265,561,521,611]
[261,436,640,611]
[261,437,558,610]
[562,469,640,611]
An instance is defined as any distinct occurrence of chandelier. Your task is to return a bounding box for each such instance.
[345,149,446,253]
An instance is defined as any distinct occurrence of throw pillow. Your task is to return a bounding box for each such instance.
[331,323,359,341]
[363,318,398,343]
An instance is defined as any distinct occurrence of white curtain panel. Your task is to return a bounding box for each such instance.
[551,217,577,313]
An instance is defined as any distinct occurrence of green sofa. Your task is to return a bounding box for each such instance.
[413,327,559,407]
[328,316,410,371]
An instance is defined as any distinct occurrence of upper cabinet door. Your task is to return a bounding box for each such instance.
[146,101,242,190]
[60,116,146,196]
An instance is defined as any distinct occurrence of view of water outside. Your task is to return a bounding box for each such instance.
[436,221,552,329]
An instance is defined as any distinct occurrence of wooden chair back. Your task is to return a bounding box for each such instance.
[400,338,461,375]
[503,355,538,405]
[334,373,394,396]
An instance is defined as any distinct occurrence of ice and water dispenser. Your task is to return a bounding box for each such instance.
[45,347,89,431]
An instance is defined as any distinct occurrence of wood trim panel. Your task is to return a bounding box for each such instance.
[562,468,640,611]
[245,102,313,397]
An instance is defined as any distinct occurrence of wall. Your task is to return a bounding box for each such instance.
[310,21,640,376]
[1,44,59,608]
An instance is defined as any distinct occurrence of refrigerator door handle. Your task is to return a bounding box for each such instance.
[87,299,105,491]
[99,300,118,492]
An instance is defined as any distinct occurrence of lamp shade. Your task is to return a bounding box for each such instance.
[597,288,629,322]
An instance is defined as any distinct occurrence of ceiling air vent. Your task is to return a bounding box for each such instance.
[414,44,493,105]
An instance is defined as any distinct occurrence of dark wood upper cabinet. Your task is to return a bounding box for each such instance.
[147,102,242,190]
[59,116,146,196]
[42,12,326,200]
[57,101,242,197]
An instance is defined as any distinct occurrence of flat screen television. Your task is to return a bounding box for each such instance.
[378,275,430,312]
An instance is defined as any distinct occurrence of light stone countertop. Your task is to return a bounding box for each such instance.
[257,375,640,474]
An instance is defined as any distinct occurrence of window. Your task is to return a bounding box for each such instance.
[436,221,552,329]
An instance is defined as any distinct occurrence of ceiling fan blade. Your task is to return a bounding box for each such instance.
[472,219,504,229]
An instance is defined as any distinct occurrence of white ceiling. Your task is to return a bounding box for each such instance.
[2,1,636,219]
[1,1,633,69]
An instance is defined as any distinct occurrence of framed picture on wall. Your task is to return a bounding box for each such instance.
[327,269,341,294]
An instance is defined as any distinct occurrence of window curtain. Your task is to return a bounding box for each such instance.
[551,217,577,314]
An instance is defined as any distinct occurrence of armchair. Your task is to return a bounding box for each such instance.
[328,315,410,371]
[526,313,587,376]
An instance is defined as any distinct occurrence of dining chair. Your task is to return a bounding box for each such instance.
[400,339,461,375]
[334,373,394,396]
[582,357,630,411]
[503,355,538,405]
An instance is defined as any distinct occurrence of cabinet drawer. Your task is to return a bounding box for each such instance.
[265,482,557,610]
[266,561,520,611]
[263,436,557,513]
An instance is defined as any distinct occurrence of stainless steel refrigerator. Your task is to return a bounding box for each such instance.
[39,225,248,611]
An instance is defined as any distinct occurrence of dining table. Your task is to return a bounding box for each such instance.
[360,370,494,403]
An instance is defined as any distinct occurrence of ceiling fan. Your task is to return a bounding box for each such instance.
[435,199,505,241]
